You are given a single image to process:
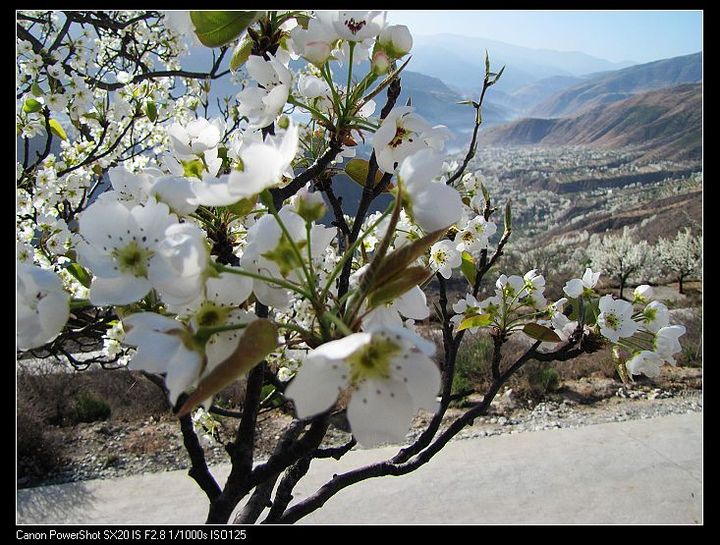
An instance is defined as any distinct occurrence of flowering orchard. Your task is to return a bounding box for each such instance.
[17,11,689,523]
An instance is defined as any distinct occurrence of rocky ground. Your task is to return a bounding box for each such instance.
[17,366,702,489]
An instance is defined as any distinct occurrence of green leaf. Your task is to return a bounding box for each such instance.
[367,266,432,309]
[345,158,385,189]
[457,313,492,332]
[230,34,254,71]
[583,298,599,326]
[504,199,512,232]
[484,49,490,76]
[66,262,92,288]
[461,251,477,286]
[457,99,479,107]
[177,319,278,417]
[189,11,260,48]
[145,100,157,122]
[49,119,68,141]
[523,323,562,343]
[23,98,43,114]
[491,65,506,85]
[372,227,448,289]
[31,83,44,97]
[480,181,490,205]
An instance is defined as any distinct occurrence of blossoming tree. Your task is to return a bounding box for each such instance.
[16,10,688,524]
[656,228,702,294]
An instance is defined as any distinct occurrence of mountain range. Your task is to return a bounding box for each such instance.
[529,52,702,118]
[409,33,634,95]
[477,83,701,162]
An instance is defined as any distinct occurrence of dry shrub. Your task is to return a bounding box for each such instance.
[17,389,65,485]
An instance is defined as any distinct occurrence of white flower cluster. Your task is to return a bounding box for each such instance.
[451,269,551,334]
[561,269,686,378]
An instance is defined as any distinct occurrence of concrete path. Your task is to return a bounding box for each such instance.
[17,412,702,525]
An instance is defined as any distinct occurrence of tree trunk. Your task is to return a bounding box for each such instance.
[678,275,684,295]
[619,276,626,300]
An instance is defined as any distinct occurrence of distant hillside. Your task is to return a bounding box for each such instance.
[478,83,701,162]
[398,70,510,129]
[531,52,701,118]
[500,75,585,117]
[411,33,633,95]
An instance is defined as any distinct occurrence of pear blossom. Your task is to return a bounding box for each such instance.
[642,301,670,333]
[289,16,338,66]
[17,262,70,350]
[377,24,413,58]
[373,106,451,174]
[450,293,495,332]
[537,311,580,353]
[362,285,429,330]
[236,54,291,129]
[625,350,664,378]
[184,274,254,368]
[333,38,373,66]
[292,184,326,223]
[452,293,481,317]
[297,74,331,99]
[563,267,601,298]
[76,198,206,306]
[397,150,463,232]
[45,93,68,112]
[496,274,528,300]
[429,239,461,279]
[284,325,440,447]
[192,124,298,206]
[371,49,391,75]
[149,223,209,306]
[456,216,497,254]
[633,284,654,304]
[520,269,547,309]
[653,325,686,364]
[597,295,639,343]
[332,11,386,42]
[100,166,198,216]
[123,312,204,405]
[167,117,224,160]
[240,208,335,309]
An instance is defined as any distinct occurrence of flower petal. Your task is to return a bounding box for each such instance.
[90,274,152,306]
[347,378,415,447]
[391,353,440,411]
[284,354,348,418]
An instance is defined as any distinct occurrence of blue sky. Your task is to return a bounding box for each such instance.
[388,10,702,63]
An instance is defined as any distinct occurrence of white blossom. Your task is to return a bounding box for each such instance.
[429,239,461,279]
[284,325,440,447]
[597,295,639,343]
[373,107,450,174]
[17,262,70,350]
[563,267,601,298]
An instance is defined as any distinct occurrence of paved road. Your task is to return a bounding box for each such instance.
[17,412,702,525]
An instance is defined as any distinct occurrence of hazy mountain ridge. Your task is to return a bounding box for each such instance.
[477,83,701,162]
[410,33,634,95]
[530,52,701,118]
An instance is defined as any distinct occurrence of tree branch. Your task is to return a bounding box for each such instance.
[176,394,222,502]
[277,335,582,523]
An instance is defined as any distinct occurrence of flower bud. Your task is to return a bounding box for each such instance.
[277,114,290,130]
[371,49,391,75]
[378,24,413,58]
[633,284,654,304]
[294,185,326,223]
